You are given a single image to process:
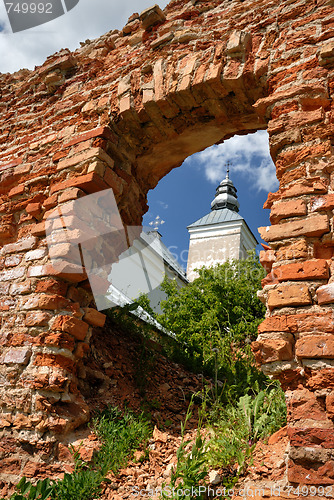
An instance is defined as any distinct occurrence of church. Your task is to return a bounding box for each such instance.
[186,169,258,282]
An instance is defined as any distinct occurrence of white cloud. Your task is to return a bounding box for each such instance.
[0,0,169,73]
[157,200,169,210]
[188,130,279,193]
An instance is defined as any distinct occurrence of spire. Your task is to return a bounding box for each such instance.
[211,163,240,212]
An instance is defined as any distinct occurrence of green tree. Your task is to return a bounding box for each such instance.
[157,252,267,401]
[158,252,265,352]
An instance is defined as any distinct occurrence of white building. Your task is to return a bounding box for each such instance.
[108,229,188,314]
[186,169,257,282]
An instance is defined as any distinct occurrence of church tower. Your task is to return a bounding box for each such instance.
[186,168,257,282]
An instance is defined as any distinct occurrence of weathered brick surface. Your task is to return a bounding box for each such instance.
[267,283,312,310]
[0,0,334,488]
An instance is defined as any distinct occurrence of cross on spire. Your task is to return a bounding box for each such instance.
[149,215,165,231]
[225,160,232,179]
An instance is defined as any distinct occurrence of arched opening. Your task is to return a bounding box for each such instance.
[143,130,278,272]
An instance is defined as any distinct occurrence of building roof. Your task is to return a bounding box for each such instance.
[144,230,188,281]
[187,207,243,228]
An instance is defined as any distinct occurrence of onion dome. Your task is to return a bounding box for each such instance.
[210,167,240,213]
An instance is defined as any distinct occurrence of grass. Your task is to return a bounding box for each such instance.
[2,407,152,500]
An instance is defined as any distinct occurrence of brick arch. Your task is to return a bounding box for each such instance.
[0,0,334,486]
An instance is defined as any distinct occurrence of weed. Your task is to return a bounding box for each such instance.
[93,406,151,475]
[161,396,209,500]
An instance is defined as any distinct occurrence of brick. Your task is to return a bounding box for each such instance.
[311,194,334,212]
[50,173,108,196]
[140,5,166,30]
[57,147,114,171]
[276,141,331,172]
[57,188,84,204]
[252,337,293,364]
[37,331,76,351]
[38,52,77,75]
[43,193,58,210]
[226,30,251,55]
[30,221,46,237]
[296,335,334,359]
[288,457,334,485]
[51,315,89,341]
[33,353,75,373]
[258,214,329,242]
[25,311,51,326]
[27,262,87,283]
[103,167,124,194]
[0,267,25,281]
[254,83,328,115]
[288,427,334,448]
[25,248,47,261]
[151,32,174,50]
[273,259,329,282]
[259,311,334,335]
[317,283,334,305]
[87,160,106,177]
[287,389,328,421]
[270,199,307,224]
[8,185,25,198]
[10,280,31,295]
[4,254,22,267]
[269,108,325,136]
[2,348,31,365]
[307,368,334,390]
[267,284,312,310]
[83,308,106,328]
[276,239,309,261]
[35,279,68,295]
[259,249,275,273]
[326,394,334,419]
[38,294,70,311]
[1,237,37,255]
[65,126,115,147]
[319,40,334,65]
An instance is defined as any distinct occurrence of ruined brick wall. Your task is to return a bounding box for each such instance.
[0,0,334,487]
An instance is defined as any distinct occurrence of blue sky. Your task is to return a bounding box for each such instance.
[143,131,278,270]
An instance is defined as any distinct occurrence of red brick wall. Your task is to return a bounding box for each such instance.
[0,0,334,486]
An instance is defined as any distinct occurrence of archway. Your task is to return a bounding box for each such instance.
[0,0,333,486]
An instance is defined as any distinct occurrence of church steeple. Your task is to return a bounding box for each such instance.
[211,165,240,212]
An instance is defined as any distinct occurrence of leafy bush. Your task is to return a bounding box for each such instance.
[158,252,265,353]
[155,253,268,403]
